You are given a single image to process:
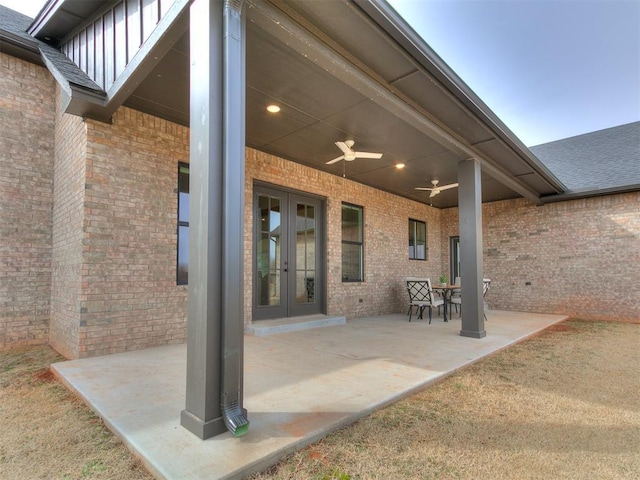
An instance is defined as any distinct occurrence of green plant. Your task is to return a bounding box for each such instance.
[439,274,448,284]
[82,459,106,477]
[320,470,351,480]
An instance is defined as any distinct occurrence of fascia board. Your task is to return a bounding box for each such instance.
[27,0,64,37]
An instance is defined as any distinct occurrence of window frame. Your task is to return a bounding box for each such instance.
[341,202,364,282]
[177,162,189,285]
[408,218,427,261]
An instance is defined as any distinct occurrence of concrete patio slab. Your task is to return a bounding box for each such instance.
[52,310,566,480]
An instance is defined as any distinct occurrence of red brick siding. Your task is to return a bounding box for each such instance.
[0,53,55,348]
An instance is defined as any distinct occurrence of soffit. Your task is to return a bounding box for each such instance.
[30,0,566,208]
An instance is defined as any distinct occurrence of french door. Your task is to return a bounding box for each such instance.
[253,185,325,320]
[450,236,460,282]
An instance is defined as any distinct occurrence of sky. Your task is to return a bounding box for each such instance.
[2,0,639,146]
[387,0,640,145]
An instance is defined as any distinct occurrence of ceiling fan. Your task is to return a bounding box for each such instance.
[416,179,459,198]
[326,140,383,165]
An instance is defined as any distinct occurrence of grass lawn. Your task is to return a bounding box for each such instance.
[1,319,638,479]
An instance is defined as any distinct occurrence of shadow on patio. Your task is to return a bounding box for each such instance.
[52,310,566,479]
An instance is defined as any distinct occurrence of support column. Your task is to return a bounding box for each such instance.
[458,158,486,338]
[181,0,247,440]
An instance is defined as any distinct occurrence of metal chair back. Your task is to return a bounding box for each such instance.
[406,278,436,305]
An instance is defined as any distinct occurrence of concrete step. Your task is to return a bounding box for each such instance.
[245,314,346,337]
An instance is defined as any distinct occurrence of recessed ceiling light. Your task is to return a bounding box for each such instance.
[266,104,281,113]
[395,163,405,169]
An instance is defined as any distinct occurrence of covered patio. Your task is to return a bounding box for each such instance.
[52,310,566,479]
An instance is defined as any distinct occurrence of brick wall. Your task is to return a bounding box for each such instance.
[49,89,87,359]
[72,107,190,357]
[0,53,55,348]
[245,149,443,322]
[3,58,637,358]
[442,193,640,322]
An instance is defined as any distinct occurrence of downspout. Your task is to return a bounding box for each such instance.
[220,0,249,437]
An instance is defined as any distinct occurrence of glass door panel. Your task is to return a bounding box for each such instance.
[450,236,460,282]
[295,202,316,304]
[254,186,324,320]
[256,193,285,316]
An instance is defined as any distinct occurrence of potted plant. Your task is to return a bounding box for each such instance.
[439,274,448,286]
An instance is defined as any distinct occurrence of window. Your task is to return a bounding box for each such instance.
[408,219,427,260]
[177,163,189,285]
[342,203,363,282]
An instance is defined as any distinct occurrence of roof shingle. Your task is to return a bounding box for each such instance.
[0,4,103,93]
[531,122,640,192]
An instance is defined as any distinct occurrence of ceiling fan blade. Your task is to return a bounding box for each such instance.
[429,189,440,198]
[415,187,435,191]
[354,151,383,159]
[438,183,459,191]
[335,142,352,155]
[326,155,345,165]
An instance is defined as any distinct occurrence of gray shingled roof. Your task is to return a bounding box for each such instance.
[0,4,31,35]
[0,5,103,94]
[531,122,640,192]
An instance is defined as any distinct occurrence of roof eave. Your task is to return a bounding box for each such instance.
[354,0,567,195]
[540,184,640,204]
[27,0,60,38]
[0,28,44,65]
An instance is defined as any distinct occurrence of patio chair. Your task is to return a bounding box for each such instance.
[406,278,444,323]
[450,276,462,316]
[482,278,491,321]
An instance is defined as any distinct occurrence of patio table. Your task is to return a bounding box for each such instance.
[430,284,460,322]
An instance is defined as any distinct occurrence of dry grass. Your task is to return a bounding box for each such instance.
[0,345,152,480]
[1,319,638,480]
[252,319,640,480]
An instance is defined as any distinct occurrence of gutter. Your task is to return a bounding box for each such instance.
[0,27,39,51]
[540,184,640,204]
[0,29,44,65]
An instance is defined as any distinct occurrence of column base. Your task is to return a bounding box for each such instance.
[181,409,227,440]
[460,329,487,339]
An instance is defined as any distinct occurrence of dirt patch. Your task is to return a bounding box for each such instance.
[542,320,579,333]
[33,367,55,383]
